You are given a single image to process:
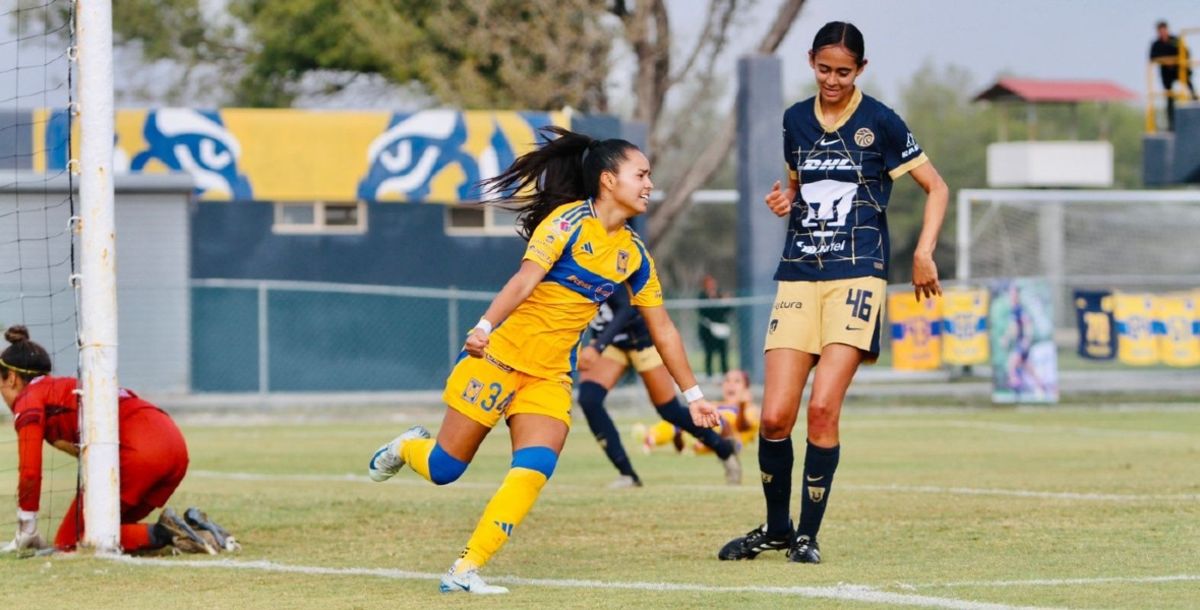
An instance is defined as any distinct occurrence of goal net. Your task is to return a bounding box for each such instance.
[0,0,78,553]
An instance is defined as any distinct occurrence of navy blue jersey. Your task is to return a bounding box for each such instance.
[777,89,928,281]
[588,285,653,351]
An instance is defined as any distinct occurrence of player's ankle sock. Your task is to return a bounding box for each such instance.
[797,441,840,539]
[460,447,556,569]
[404,439,468,485]
[759,435,794,537]
[656,398,733,459]
[579,382,636,477]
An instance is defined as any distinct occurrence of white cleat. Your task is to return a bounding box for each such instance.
[367,425,431,482]
[439,565,509,595]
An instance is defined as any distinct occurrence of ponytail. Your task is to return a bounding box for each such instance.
[0,325,52,382]
[482,126,640,240]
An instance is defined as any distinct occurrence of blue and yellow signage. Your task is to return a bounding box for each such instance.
[35,108,567,203]
[941,288,989,366]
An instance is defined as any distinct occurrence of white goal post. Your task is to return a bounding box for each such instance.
[77,0,120,553]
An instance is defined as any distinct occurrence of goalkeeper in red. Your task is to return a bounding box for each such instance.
[0,325,233,555]
[367,126,720,594]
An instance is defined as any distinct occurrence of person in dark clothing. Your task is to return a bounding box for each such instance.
[697,274,733,380]
[1150,20,1198,131]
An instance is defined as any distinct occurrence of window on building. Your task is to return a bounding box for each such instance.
[445,204,521,236]
[273,201,367,234]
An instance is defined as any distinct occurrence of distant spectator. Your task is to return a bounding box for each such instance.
[697,274,732,379]
[1150,20,1198,131]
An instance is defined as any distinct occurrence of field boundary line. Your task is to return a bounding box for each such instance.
[189,470,1200,502]
[911,574,1200,588]
[105,555,1058,610]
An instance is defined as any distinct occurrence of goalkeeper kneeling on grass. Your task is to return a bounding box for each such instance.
[0,325,238,555]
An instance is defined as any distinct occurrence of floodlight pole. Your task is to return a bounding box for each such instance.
[77,0,120,554]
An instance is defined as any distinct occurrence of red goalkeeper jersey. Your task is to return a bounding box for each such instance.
[11,376,160,512]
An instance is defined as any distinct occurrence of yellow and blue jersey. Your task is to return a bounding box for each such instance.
[487,200,663,380]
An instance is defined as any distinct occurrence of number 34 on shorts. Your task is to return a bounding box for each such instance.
[462,378,514,415]
[442,353,575,429]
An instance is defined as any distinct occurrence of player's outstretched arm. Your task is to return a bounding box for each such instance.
[639,305,720,428]
[465,261,548,358]
[908,162,948,302]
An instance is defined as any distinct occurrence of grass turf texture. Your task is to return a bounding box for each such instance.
[2,403,1198,608]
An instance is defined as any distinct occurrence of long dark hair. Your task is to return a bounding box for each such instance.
[482,126,640,240]
[810,21,866,66]
[0,325,52,382]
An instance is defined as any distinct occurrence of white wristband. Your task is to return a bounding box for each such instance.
[682,385,704,403]
[473,318,493,336]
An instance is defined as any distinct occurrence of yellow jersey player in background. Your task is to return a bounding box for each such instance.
[637,369,759,456]
[366,126,720,595]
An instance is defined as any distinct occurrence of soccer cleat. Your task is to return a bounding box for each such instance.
[788,535,821,564]
[721,452,742,485]
[439,563,509,595]
[607,474,643,489]
[158,507,217,555]
[717,523,792,560]
[184,507,240,552]
[368,425,431,482]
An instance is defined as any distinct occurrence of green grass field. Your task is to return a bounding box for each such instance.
[3,402,1199,609]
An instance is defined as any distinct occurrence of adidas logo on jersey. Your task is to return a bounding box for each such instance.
[801,158,861,171]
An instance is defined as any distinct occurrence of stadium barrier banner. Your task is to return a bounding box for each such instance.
[989,279,1058,404]
[888,291,942,371]
[1113,292,1160,366]
[941,288,989,366]
[1073,290,1116,360]
[35,108,568,204]
[1155,292,1200,367]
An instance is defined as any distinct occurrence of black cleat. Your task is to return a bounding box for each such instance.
[717,524,793,560]
[184,507,240,552]
[787,535,821,564]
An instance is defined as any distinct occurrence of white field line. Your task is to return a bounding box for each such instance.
[104,555,1058,610]
[909,574,1200,589]
[851,419,1197,439]
[189,470,1200,502]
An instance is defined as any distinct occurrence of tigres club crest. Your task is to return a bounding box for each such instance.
[462,378,484,404]
[616,250,629,274]
[854,127,875,147]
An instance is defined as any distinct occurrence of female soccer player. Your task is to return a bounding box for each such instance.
[0,326,229,555]
[718,21,947,564]
[577,286,741,488]
[367,126,718,594]
[638,368,759,455]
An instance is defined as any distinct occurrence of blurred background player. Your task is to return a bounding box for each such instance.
[697,274,733,380]
[719,21,947,565]
[366,127,719,595]
[0,326,236,555]
[637,369,758,457]
[1150,20,1198,131]
[578,286,742,488]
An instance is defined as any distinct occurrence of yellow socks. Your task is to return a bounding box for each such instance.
[458,446,557,570]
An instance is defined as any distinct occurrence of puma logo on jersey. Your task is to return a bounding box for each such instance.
[801,158,861,171]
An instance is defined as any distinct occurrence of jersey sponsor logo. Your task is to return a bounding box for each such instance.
[902,132,920,157]
[799,179,857,237]
[555,217,571,232]
[616,250,629,274]
[854,127,875,147]
[594,282,616,301]
[526,244,554,265]
[774,300,804,310]
[801,158,862,171]
[795,240,846,255]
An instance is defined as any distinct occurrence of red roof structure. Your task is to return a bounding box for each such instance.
[973,78,1137,104]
